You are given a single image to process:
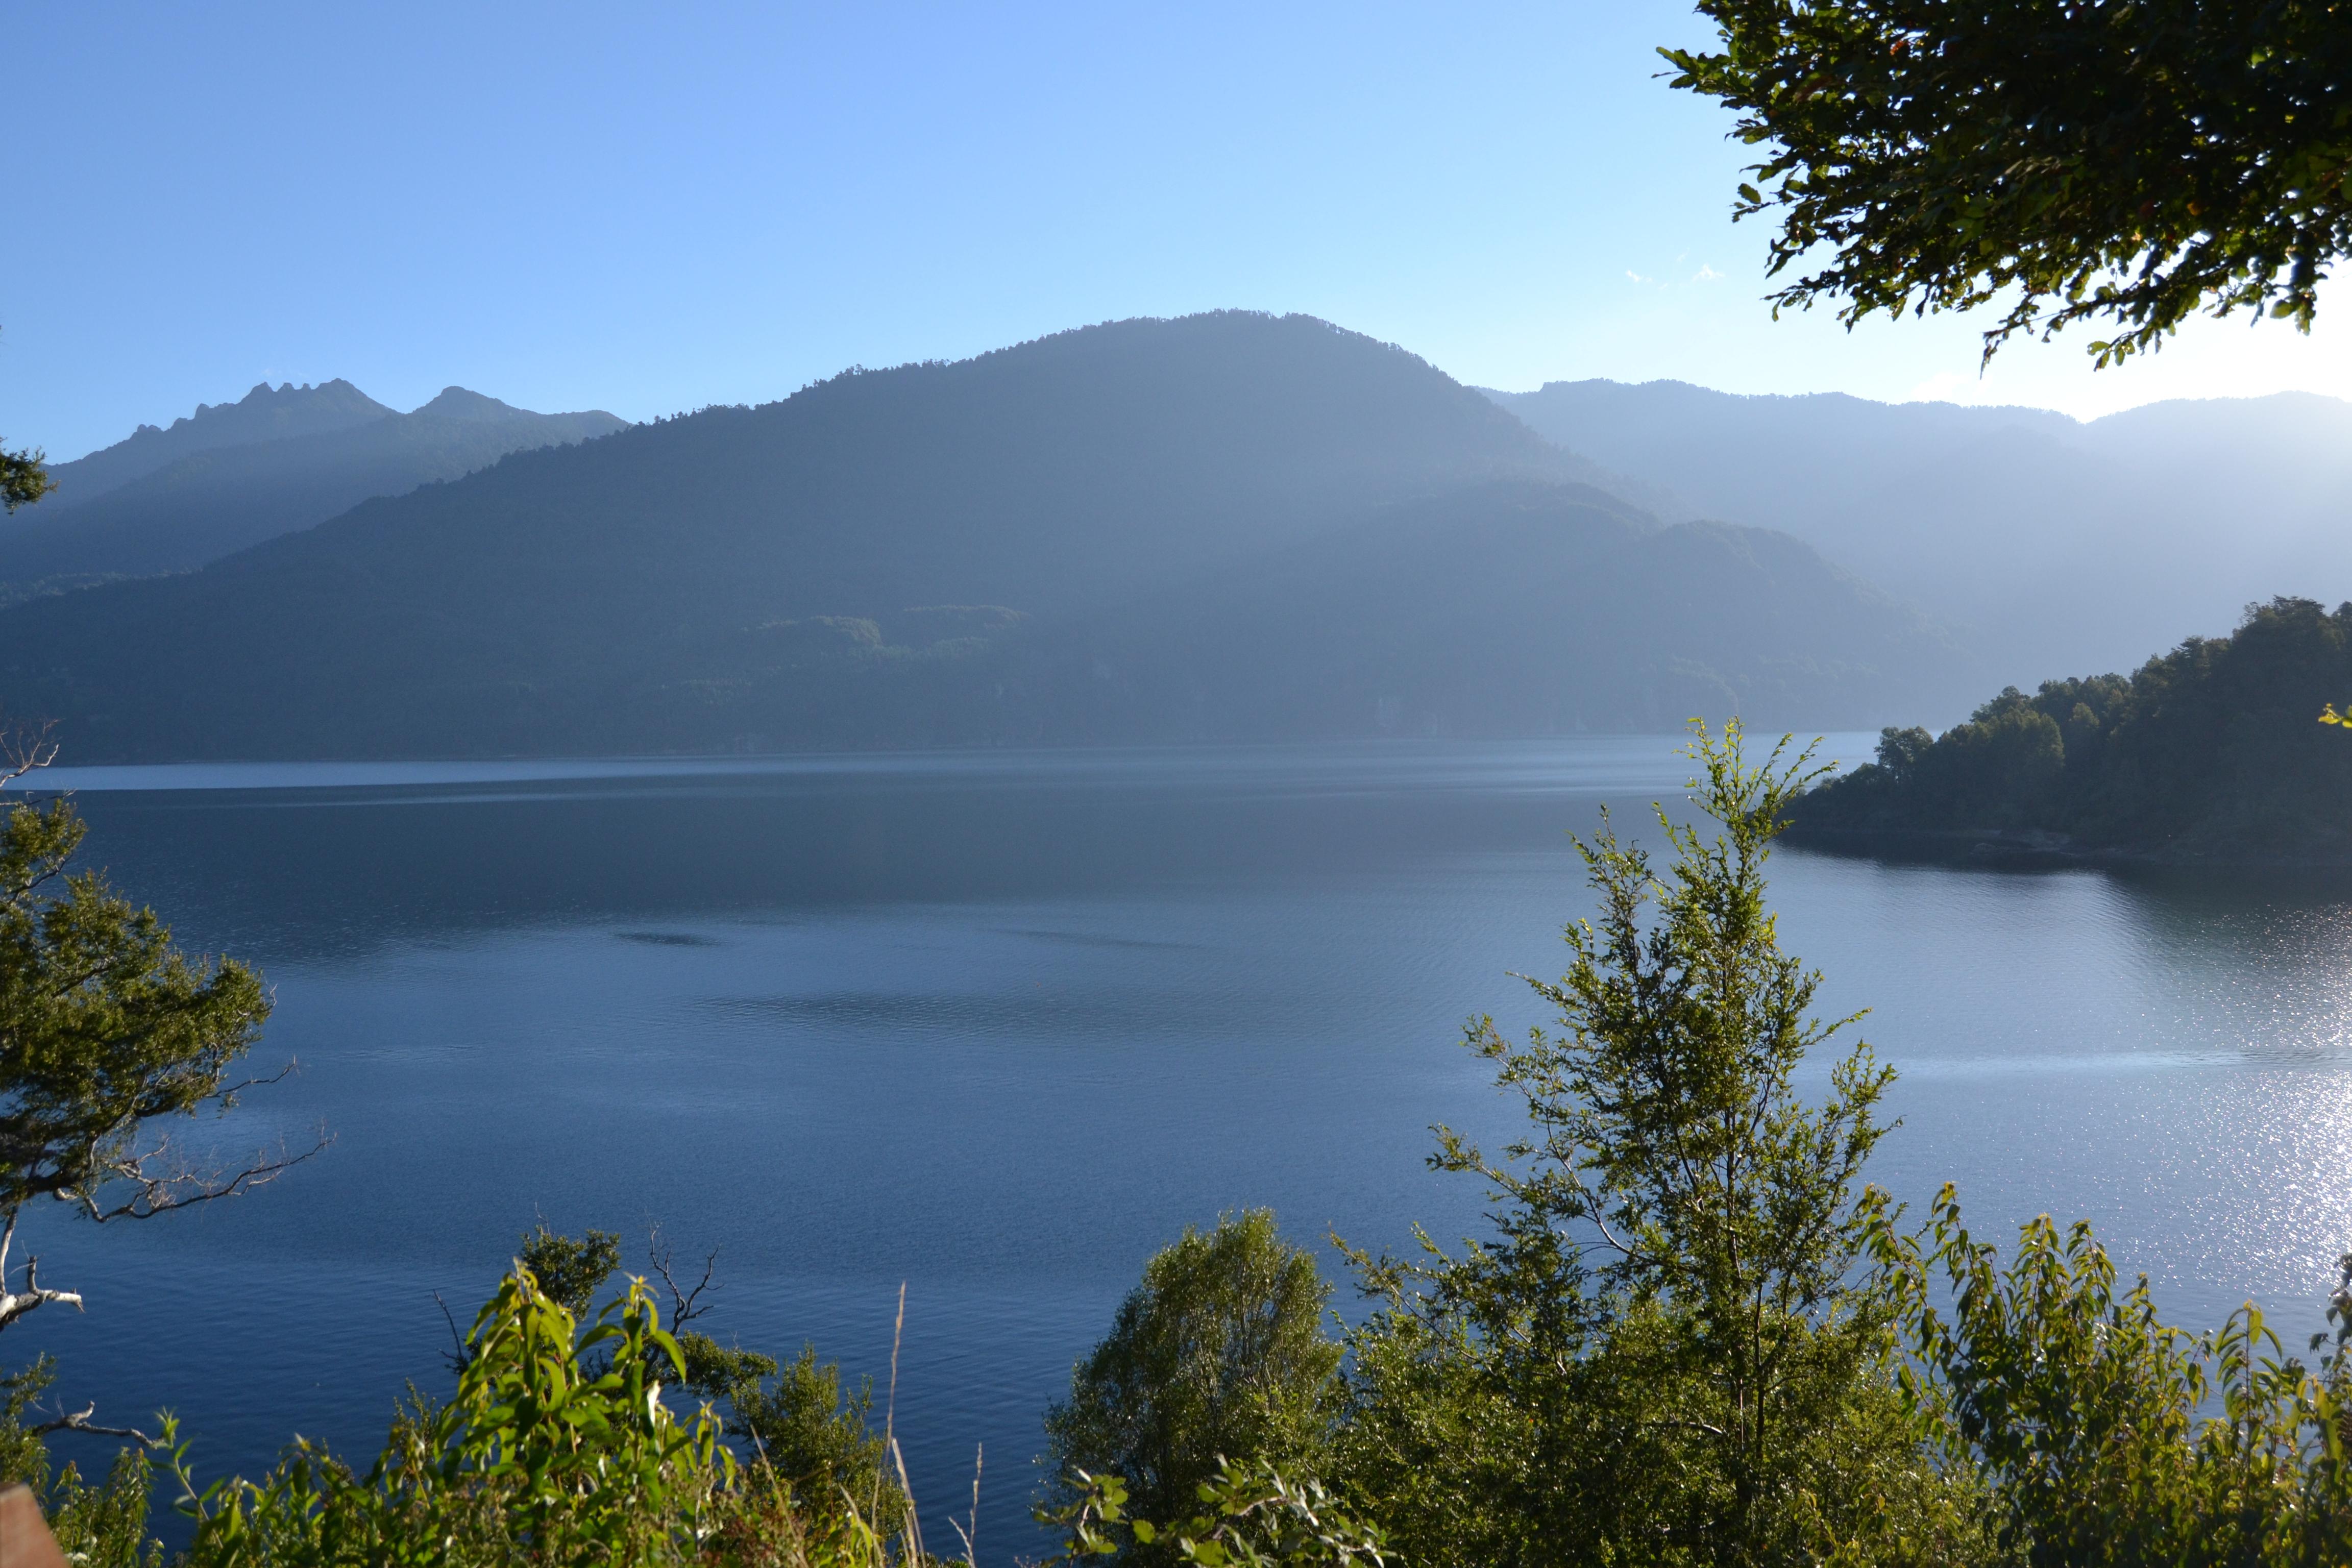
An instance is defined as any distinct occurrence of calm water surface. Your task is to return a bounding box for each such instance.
[9,737,2352,1556]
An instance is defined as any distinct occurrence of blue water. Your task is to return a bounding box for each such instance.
[7,737,2352,1558]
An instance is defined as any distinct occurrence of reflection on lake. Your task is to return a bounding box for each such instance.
[8,737,2352,1556]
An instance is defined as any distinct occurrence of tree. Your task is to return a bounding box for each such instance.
[1337,721,1970,1565]
[2,328,52,513]
[514,1224,623,1317]
[0,744,315,1436]
[1664,0,2352,365]
[1,444,45,513]
[1045,1210,1341,1548]
[0,780,300,1329]
[0,738,313,1562]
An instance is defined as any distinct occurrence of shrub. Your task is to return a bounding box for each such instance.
[1045,1211,1340,1545]
[173,1264,898,1568]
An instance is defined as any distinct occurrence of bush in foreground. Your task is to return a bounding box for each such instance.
[1059,721,2352,1565]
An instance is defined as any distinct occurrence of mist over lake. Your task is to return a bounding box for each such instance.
[8,736,2349,1553]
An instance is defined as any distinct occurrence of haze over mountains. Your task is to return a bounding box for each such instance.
[0,313,1964,760]
[4,380,624,598]
[1488,379,2352,684]
[4,310,2346,763]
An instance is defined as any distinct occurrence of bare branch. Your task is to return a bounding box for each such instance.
[434,1290,473,1374]
[0,1215,84,1331]
[647,1227,719,1328]
[29,1402,157,1447]
[209,1059,302,1109]
[0,719,58,790]
[77,1124,331,1224]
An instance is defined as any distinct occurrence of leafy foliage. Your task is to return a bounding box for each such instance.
[1331,720,1961,1565]
[0,794,282,1229]
[481,1223,903,1532]
[1873,1187,2352,1565]
[706,1346,899,1533]
[517,1226,624,1317]
[174,1261,912,1568]
[176,1265,754,1566]
[1796,596,2352,853]
[0,743,302,1563]
[0,1357,158,1567]
[0,773,305,1532]
[1045,1211,1340,1541]
[2,443,48,512]
[1664,0,2352,364]
[1038,1461,1386,1568]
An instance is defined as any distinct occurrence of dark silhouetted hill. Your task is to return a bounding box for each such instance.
[3,383,627,596]
[1486,380,2352,697]
[0,313,1968,760]
[1035,481,1968,742]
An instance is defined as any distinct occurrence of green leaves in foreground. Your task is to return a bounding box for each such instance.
[170,1264,895,1568]
[1664,0,2352,365]
[1875,1187,2352,1566]
[175,1266,733,1566]
[1038,1463,1385,1568]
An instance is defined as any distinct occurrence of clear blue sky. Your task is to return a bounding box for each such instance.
[10,0,2352,461]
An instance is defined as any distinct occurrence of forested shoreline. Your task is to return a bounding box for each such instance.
[1791,597,2352,862]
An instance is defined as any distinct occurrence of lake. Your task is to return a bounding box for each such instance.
[8,736,2352,1557]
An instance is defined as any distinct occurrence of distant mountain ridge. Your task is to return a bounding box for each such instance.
[2,380,627,594]
[0,311,1965,760]
[1483,379,2352,690]
[41,378,396,503]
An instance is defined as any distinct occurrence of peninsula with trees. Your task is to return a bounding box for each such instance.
[1793,598,2352,861]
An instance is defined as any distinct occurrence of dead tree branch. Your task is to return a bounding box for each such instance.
[0,1213,84,1331]
[648,1228,719,1329]
[77,1121,331,1224]
[0,719,58,790]
[29,1402,158,1447]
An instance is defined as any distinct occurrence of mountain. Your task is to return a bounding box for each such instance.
[40,379,395,501]
[596,480,1968,755]
[1790,597,2352,860]
[1035,480,1969,741]
[0,312,1965,761]
[1484,380,2352,692]
[2,382,628,596]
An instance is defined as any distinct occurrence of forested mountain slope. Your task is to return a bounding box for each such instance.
[1044,481,1966,741]
[2,384,625,595]
[0,313,1967,760]
[1792,597,2352,859]
[1486,379,2352,689]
